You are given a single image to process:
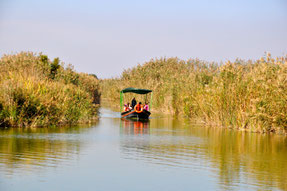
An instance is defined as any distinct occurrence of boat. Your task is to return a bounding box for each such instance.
[121,109,151,119]
[120,87,153,119]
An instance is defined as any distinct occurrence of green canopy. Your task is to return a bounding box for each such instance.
[120,87,153,111]
[120,87,152,94]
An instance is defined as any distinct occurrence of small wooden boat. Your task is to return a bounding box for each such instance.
[121,108,151,119]
[120,87,153,119]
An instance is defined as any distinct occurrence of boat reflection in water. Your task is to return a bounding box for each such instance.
[120,118,150,135]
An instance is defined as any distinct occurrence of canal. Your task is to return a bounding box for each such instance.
[0,107,287,191]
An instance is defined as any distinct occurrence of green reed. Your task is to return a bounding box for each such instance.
[102,54,287,133]
[0,52,101,127]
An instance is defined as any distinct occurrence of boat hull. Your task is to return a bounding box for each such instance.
[121,109,151,119]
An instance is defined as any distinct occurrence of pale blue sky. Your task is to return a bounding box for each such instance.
[0,0,286,78]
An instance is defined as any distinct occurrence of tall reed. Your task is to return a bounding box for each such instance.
[0,52,100,127]
[102,54,287,133]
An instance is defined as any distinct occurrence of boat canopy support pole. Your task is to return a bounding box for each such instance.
[150,92,153,111]
[120,92,123,111]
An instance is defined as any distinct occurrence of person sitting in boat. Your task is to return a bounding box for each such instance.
[127,103,132,110]
[131,97,137,109]
[124,104,128,111]
[135,102,143,112]
[144,102,149,111]
[124,103,132,111]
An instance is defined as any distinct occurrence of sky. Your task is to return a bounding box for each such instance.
[0,0,286,78]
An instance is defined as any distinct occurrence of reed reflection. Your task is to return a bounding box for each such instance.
[120,118,203,168]
[120,117,287,190]
[0,125,93,175]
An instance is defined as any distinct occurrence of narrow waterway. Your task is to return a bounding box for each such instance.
[0,107,287,191]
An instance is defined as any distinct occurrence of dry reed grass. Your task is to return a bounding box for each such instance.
[102,54,287,133]
[0,52,100,127]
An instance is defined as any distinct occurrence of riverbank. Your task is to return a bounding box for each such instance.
[0,52,101,127]
[101,54,287,134]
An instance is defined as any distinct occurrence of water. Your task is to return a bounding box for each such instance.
[0,107,287,191]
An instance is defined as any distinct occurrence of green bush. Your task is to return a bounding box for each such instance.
[0,52,100,127]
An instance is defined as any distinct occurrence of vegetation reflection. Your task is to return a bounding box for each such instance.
[0,125,93,174]
[120,118,287,190]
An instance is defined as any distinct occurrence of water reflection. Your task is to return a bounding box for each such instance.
[120,118,150,135]
[0,125,94,176]
[120,117,287,190]
[120,118,205,168]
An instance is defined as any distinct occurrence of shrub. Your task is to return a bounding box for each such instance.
[0,52,100,127]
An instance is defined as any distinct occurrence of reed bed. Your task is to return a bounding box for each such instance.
[102,54,287,133]
[0,52,100,127]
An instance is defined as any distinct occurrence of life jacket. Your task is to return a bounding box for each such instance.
[135,104,142,111]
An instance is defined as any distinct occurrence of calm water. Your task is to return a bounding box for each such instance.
[1,108,287,191]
